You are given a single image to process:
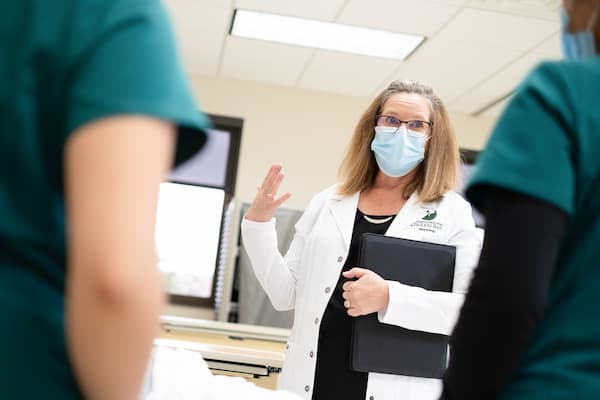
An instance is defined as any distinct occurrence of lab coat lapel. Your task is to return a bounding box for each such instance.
[328,191,359,251]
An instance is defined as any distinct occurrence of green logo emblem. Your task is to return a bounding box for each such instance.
[422,210,437,220]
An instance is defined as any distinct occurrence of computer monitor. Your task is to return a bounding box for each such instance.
[156,114,242,306]
[156,183,224,298]
[169,114,242,195]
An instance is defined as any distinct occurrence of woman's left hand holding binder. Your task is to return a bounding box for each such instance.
[342,268,390,317]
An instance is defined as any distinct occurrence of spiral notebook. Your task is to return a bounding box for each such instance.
[350,233,456,378]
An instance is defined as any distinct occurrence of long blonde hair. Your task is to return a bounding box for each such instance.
[337,80,459,202]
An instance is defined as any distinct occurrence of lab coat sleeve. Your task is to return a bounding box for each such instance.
[241,218,297,311]
[240,193,321,311]
[377,200,482,335]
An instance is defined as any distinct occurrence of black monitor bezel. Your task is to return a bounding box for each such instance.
[169,113,243,308]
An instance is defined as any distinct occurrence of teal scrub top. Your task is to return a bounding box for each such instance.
[466,57,600,399]
[0,1,209,397]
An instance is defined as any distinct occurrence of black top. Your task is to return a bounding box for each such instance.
[312,209,396,400]
[440,186,567,400]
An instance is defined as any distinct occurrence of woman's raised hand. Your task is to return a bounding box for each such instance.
[245,164,292,222]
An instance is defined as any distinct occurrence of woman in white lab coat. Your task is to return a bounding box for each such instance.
[241,80,482,400]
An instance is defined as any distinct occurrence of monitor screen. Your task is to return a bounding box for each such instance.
[169,128,231,189]
[169,114,242,195]
[155,182,225,298]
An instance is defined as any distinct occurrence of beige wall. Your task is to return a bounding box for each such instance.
[190,75,496,210]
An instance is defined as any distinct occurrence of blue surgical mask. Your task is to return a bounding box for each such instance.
[371,126,428,178]
[561,7,598,61]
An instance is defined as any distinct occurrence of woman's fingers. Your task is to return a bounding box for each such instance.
[245,164,291,222]
[275,192,292,207]
[260,164,282,195]
[261,165,287,202]
[272,169,284,192]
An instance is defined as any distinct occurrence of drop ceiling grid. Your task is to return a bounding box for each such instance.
[163,0,564,118]
[366,4,559,109]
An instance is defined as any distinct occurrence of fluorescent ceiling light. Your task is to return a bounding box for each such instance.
[230,9,425,61]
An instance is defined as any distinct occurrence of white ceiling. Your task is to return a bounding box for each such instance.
[163,0,562,117]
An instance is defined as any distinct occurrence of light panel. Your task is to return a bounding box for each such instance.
[230,9,425,61]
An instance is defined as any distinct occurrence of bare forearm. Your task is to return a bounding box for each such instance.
[67,261,163,400]
[64,116,175,398]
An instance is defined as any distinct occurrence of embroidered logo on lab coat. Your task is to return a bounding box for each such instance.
[422,210,437,220]
[410,209,443,233]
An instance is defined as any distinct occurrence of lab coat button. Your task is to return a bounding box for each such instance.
[325,287,331,294]
[337,256,343,262]
[309,351,314,358]
[314,317,319,325]
[369,397,374,400]
[305,385,310,392]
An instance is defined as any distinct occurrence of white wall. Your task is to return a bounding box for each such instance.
[190,75,496,210]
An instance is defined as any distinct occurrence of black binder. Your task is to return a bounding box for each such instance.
[350,233,456,378]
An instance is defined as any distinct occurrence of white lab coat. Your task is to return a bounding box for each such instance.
[241,185,482,400]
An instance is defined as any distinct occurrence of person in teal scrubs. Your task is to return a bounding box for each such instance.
[0,1,209,398]
[441,0,600,399]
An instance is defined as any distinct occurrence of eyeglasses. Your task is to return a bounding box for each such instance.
[375,115,432,136]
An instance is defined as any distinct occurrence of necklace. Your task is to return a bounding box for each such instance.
[363,214,394,224]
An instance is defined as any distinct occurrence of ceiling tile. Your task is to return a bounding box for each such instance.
[338,0,462,36]
[450,48,559,114]
[481,96,511,117]
[234,0,345,20]
[500,51,559,80]
[466,0,560,20]
[448,26,559,115]
[296,51,400,97]
[386,37,520,103]
[219,37,314,86]
[169,0,232,6]
[532,32,561,57]
[438,8,558,51]
[164,0,232,76]
[449,74,519,113]
[429,0,469,4]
